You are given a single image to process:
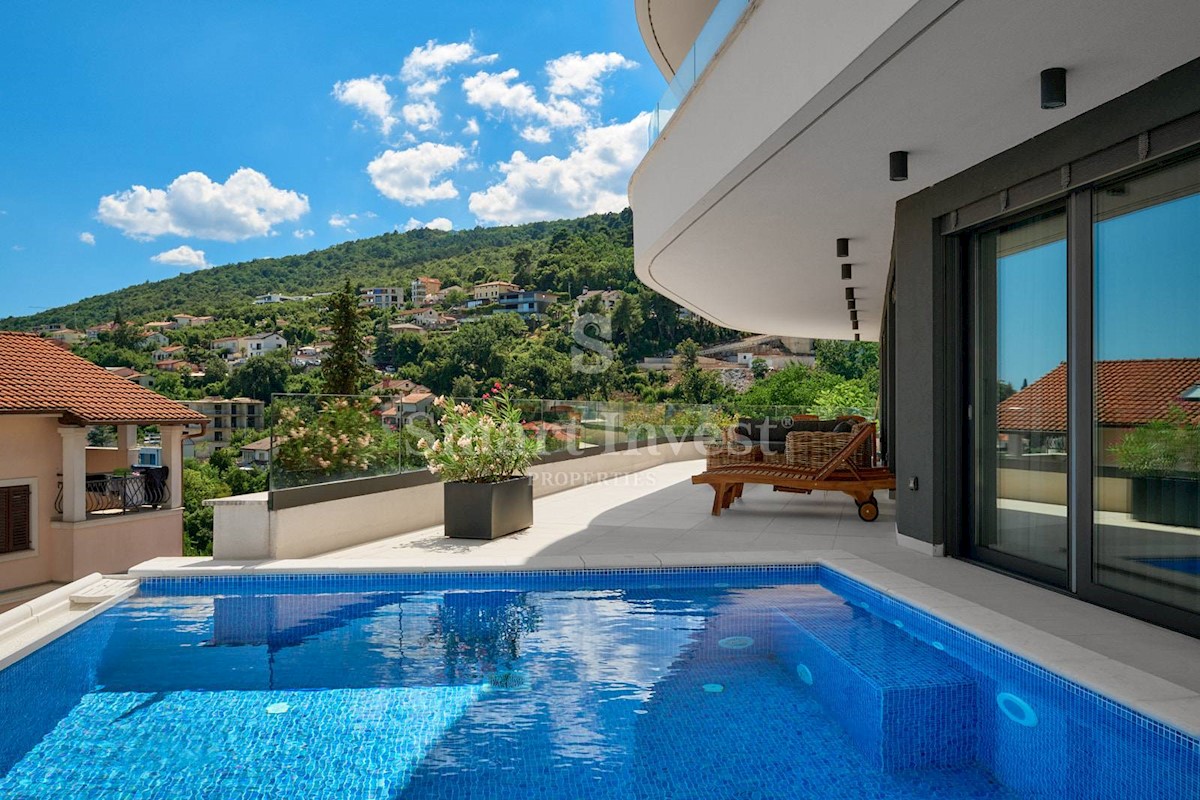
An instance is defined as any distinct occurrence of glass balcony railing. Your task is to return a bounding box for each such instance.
[648,0,751,144]
[266,392,876,491]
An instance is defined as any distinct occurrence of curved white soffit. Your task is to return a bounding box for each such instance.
[635,0,1200,340]
[634,0,720,80]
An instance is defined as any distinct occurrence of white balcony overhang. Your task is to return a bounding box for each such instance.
[634,0,720,79]
[630,0,1200,340]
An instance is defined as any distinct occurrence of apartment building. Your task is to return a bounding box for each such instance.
[629,0,1200,634]
[182,397,265,446]
[472,281,519,302]
[359,287,405,310]
[409,277,441,306]
[496,291,558,320]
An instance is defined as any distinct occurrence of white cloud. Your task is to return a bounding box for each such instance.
[402,100,440,131]
[151,245,208,269]
[469,112,649,225]
[11,245,24,252]
[403,217,453,232]
[462,117,480,136]
[79,232,95,245]
[545,52,635,105]
[462,68,586,129]
[401,40,493,83]
[332,75,399,135]
[293,228,314,239]
[328,213,358,229]
[97,168,308,242]
[367,142,467,205]
[520,126,552,144]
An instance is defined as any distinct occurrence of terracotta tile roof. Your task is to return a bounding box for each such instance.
[998,359,1200,432]
[0,332,208,425]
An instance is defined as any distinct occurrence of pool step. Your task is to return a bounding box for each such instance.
[69,578,138,606]
[773,597,977,771]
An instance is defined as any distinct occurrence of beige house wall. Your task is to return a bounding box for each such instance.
[49,510,183,581]
[997,468,1131,513]
[0,415,63,590]
[0,415,186,590]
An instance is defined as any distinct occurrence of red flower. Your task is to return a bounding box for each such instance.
[482,392,490,399]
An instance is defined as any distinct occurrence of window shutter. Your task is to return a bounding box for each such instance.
[0,485,32,554]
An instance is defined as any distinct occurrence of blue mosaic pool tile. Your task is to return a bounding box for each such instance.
[772,593,977,771]
[0,564,1195,799]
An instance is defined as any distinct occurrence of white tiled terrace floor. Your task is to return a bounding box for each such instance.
[136,459,1200,734]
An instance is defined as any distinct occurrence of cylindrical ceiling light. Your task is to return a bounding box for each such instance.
[845,287,855,301]
[836,238,850,258]
[1041,68,1066,109]
[841,263,852,280]
[889,150,909,181]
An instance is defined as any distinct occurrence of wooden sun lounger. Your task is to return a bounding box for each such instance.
[692,423,896,522]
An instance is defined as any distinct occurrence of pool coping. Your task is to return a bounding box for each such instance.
[122,548,1200,739]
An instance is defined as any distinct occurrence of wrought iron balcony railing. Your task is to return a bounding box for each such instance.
[55,471,171,516]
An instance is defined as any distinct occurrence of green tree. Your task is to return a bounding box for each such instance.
[450,375,477,398]
[812,378,877,418]
[737,364,842,411]
[813,339,880,385]
[152,370,187,400]
[610,294,643,346]
[182,463,230,556]
[227,351,293,403]
[751,358,769,380]
[677,338,700,371]
[322,280,369,394]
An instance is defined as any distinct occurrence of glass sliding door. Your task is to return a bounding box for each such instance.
[1093,157,1200,614]
[971,210,1070,585]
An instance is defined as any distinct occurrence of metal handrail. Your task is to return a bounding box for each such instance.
[54,472,171,516]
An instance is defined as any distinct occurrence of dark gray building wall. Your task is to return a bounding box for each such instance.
[889,57,1200,549]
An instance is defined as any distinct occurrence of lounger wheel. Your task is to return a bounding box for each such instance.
[857,497,879,522]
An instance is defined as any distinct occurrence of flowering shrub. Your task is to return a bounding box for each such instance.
[272,397,399,486]
[418,383,542,483]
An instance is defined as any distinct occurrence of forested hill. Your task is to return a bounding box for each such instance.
[1,210,637,330]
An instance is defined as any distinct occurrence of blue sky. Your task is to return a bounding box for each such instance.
[996,190,1200,389]
[0,1,664,318]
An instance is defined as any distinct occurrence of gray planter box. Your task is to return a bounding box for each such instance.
[444,476,533,539]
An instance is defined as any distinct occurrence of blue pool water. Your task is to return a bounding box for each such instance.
[1138,556,1200,575]
[0,566,1196,799]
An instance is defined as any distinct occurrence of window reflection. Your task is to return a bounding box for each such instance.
[977,212,1069,577]
[1094,156,1200,612]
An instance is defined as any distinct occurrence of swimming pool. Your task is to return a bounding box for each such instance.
[0,566,1195,799]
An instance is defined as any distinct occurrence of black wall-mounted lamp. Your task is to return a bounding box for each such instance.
[836,238,849,259]
[889,150,909,182]
[1041,68,1066,109]
[847,298,856,310]
[851,320,860,331]
[841,263,852,280]
[850,310,859,323]
[854,333,861,342]
[845,287,855,301]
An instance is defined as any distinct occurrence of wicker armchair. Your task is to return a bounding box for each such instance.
[785,422,875,470]
[704,442,762,470]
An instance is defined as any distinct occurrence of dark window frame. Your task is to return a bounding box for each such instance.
[950,149,1200,637]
